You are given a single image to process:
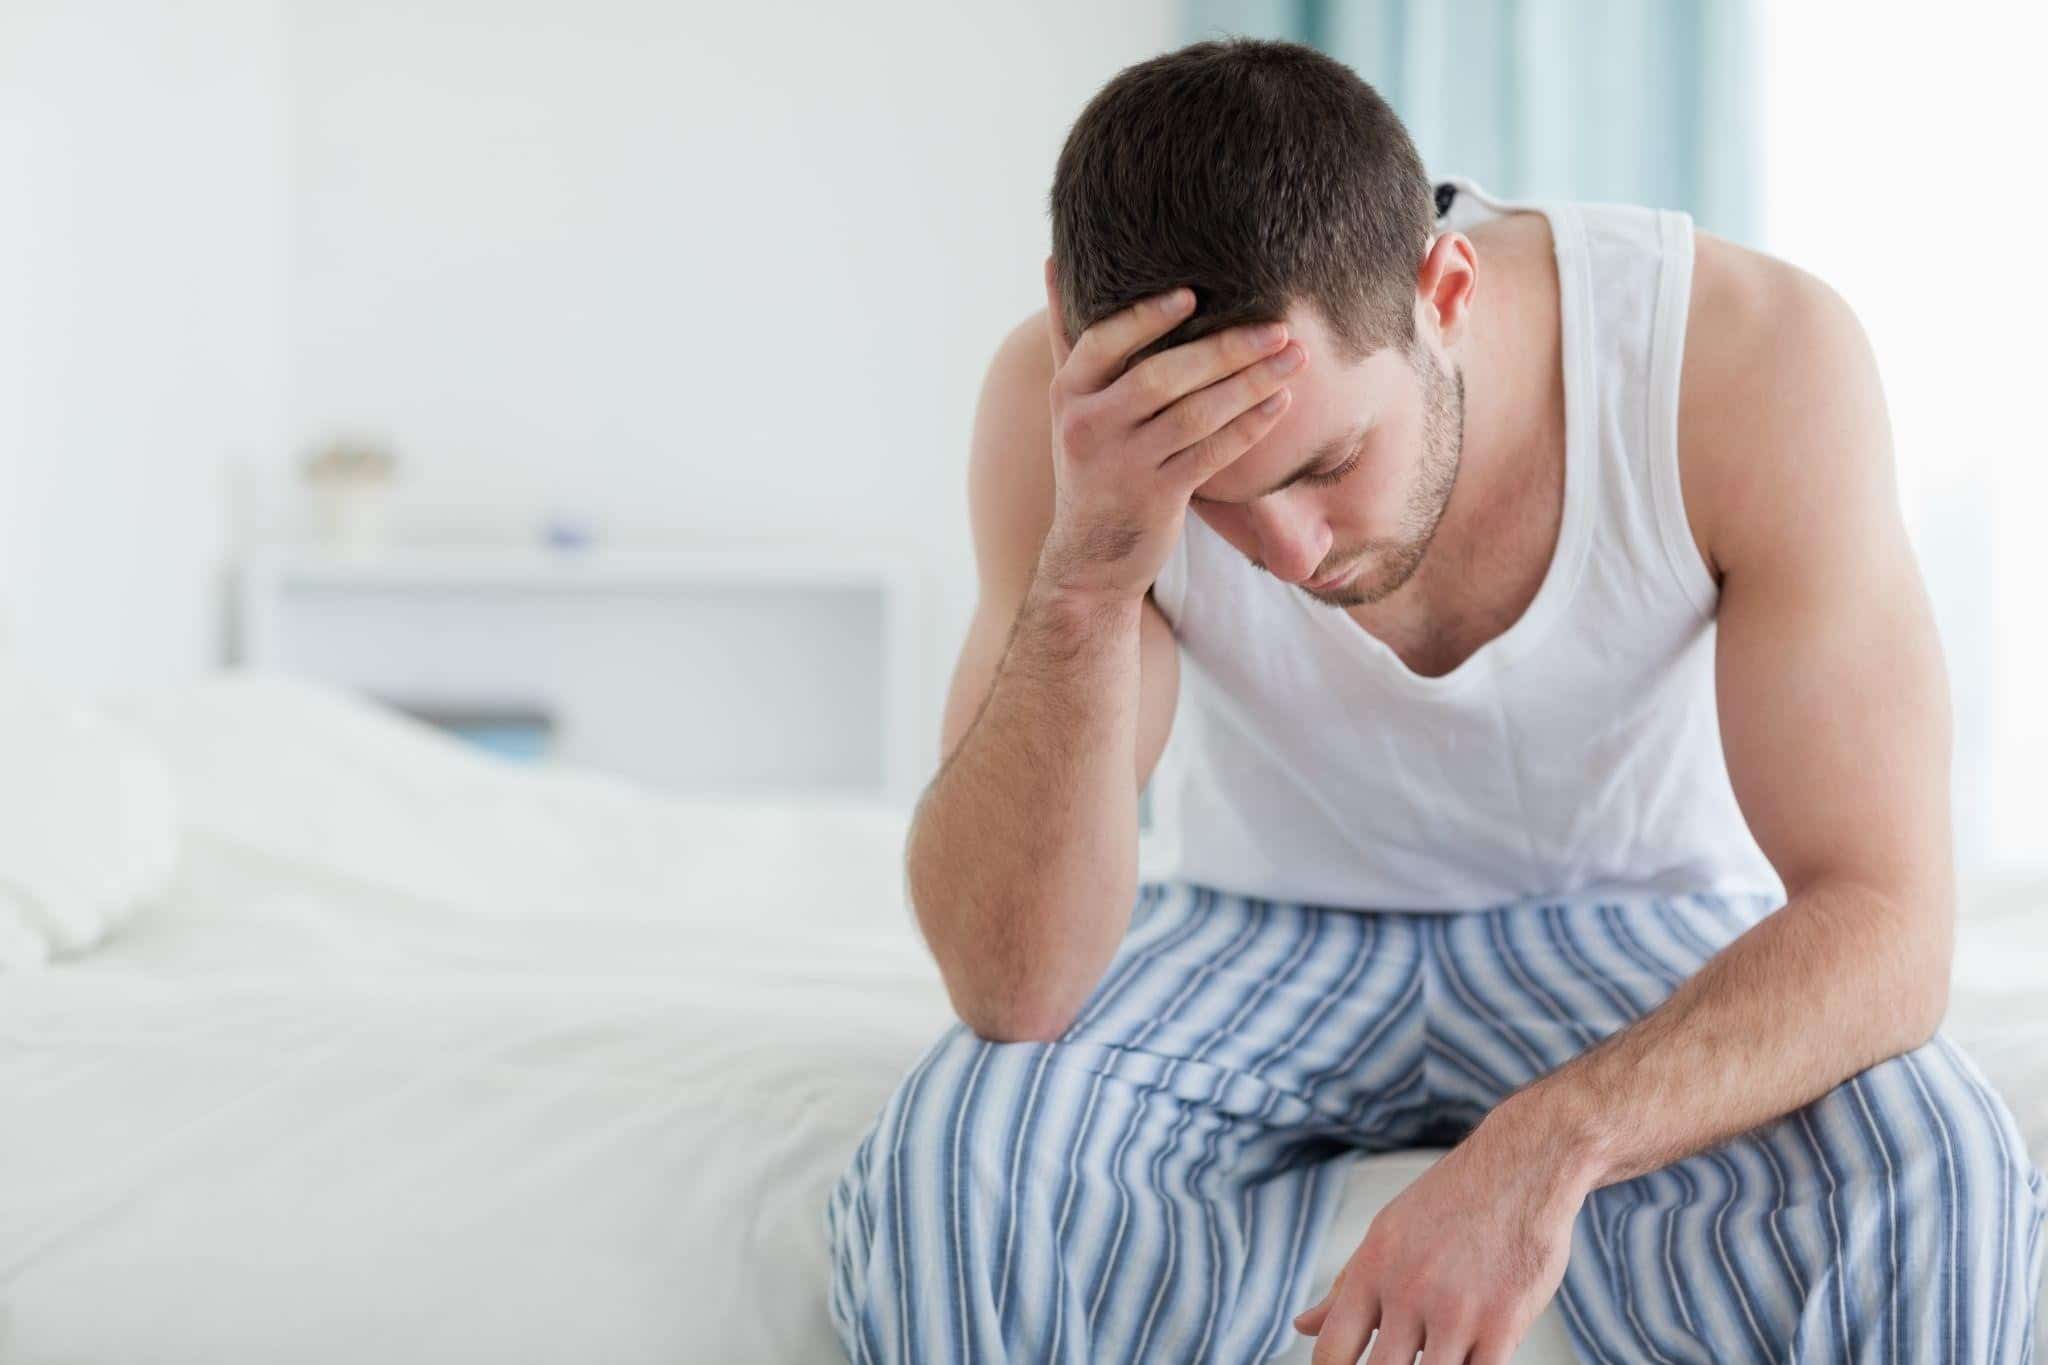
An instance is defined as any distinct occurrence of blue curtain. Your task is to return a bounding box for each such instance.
[1182,0,1761,243]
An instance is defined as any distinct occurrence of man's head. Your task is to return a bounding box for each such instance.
[1049,38,1476,607]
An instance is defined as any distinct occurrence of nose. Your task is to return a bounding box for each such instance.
[1249,500,1331,584]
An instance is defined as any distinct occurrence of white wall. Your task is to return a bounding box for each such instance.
[1,0,291,690]
[278,0,1175,778]
[4,0,1177,782]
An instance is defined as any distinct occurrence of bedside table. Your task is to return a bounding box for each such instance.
[236,543,922,802]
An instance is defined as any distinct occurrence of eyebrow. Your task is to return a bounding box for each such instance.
[1189,424,1367,506]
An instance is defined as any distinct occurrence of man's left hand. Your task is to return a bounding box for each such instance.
[1292,1108,1590,1364]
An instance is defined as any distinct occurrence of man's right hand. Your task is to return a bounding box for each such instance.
[1036,260,1308,603]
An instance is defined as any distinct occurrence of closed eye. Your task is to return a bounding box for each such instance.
[1299,451,1362,488]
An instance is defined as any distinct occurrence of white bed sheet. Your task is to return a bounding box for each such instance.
[0,678,2041,1363]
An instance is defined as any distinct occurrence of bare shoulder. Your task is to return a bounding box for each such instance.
[965,308,1059,599]
[1678,230,1893,583]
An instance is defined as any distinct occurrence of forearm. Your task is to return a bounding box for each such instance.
[905,577,1144,1041]
[1488,878,1955,1195]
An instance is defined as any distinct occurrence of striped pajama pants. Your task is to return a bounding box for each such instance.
[825,881,2048,1363]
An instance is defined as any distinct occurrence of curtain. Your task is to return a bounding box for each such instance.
[1183,0,1761,243]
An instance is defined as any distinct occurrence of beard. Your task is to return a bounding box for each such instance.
[1307,345,1465,608]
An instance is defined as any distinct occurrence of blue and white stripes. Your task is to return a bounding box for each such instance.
[825,882,2048,1362]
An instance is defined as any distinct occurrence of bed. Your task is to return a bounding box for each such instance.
[2,676,2042,1362]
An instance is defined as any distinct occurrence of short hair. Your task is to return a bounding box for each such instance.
[1049,37,1435,370]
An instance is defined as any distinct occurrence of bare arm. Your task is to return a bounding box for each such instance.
[907,273,1305,1042]
[1489,237,1956,1190]
[910,585,1154,1042]
[930,313,1184,820]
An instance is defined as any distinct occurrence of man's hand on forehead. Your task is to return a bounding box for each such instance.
[1036,260,1307,603]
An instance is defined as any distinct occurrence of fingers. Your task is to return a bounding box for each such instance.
[1310,1292,1381,1365]
[1055,285,1196,394]
[1428,1334,1479,1364]
[1294,1283,1335,1336]
[1295,1265,1344,1337]
[1376,1326,1425,1365]
[1161,385,1291,490]
[1110,317,1291,422]
[1467,1336,1514,1365]
[1366,1319,1422,1363]
[1153,344,1303,486]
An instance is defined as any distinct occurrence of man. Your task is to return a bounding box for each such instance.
[826,37,2047,1365]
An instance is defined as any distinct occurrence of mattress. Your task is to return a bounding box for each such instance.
[0,677,2042,1363]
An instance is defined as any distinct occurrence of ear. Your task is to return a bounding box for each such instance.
[1043,256,1074,369]
[1414,231,1478,345]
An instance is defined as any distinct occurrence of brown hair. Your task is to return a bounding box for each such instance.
[1049,37,1435,369]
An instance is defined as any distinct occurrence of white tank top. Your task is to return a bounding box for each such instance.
[1141,176,1785,913]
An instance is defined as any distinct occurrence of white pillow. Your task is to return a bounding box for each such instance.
[0,675,180,968]
[103,673,911,931]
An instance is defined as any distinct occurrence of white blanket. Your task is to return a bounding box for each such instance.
[0,674,178,968]
[0,677,2040,1363]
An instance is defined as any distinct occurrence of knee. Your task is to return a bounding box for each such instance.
[826,1029,1064,1359]
[1765,1040,2048,1358]
[827,1028,1032,1262]
[1813,1039,2048,1255]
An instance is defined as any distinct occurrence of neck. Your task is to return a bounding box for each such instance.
[1356,223,1562,624]
[1446,228,1565,532]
